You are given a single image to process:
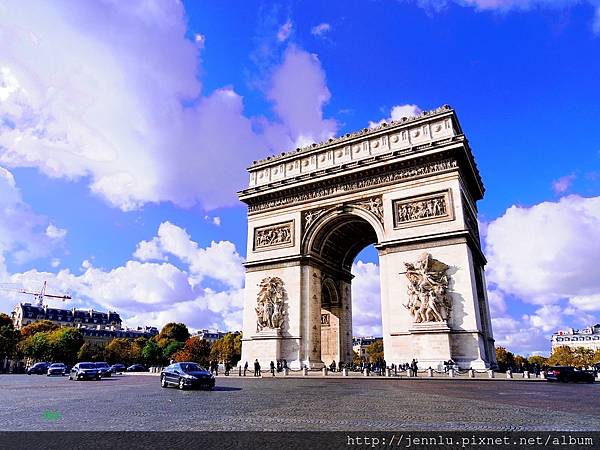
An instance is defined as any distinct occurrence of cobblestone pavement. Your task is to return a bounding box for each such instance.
[1,374,598,431]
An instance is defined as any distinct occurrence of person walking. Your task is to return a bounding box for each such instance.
[254,359,261,377]
[270,361,275,377]
[243,361,248,377]
[411,359,418,377]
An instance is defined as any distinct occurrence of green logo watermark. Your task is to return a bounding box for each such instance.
[42,410,62,421]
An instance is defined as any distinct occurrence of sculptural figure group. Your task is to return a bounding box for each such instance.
[255,276,285,331]
[403,252,452,323]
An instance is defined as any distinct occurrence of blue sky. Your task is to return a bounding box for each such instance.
[1,0,599,355]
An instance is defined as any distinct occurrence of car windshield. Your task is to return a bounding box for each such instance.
[79,363,95,369]
[180,363,204,372]
[50,364,64,368]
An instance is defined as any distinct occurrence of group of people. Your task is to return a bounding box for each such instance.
[242,359,289,377]
[208,360,232,376]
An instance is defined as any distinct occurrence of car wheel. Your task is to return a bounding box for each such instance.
[161,376,168,388]
[178,378,185,390]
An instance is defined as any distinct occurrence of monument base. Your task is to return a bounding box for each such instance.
[408,322,452,371]
[244,329,282,367]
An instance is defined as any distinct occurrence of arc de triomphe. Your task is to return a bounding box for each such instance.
[238,105,496,370]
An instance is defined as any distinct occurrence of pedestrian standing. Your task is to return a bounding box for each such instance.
[243,361,248,377]
[270,361,275,376]
[254,359,261,377]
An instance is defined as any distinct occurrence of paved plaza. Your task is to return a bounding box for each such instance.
[1,374,598,431]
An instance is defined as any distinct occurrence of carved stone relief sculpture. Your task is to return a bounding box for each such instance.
[403,252,452,323]
[254,221,293,250]
[393,191,453,228]
[355,196,384,223]
[255,277,286,332]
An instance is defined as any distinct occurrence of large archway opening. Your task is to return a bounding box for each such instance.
[304,211,383,368]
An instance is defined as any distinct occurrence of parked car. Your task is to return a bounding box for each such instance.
[94,362,112,377]
[160,362,215,390]
[27,362,50,375]
[69,362,101,381]
[126,364,149,372]
[110,363,126,373]
[47,363,66,376]
[546,366,595,383]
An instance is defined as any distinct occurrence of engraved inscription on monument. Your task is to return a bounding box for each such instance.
[393,190,453,229]
[253,221,294,251]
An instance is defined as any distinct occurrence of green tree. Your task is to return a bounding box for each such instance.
[48,328,84,364]
[352,350,361,367]
[527,355,548,369]
[158,323,190,343]
[19,320,59,339]
[495,347,515,371]
[366,340,384,363]
[173,336,211,366]
[142,338,164,366]
[163,340,184,360]
[0,313,18,360]
[76,342,105,362]
[593,348,600,364]
[514,354,527,371]
[20,332,52,361]
[548,346,575,366]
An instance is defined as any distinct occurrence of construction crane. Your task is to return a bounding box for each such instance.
[0,281,71,307]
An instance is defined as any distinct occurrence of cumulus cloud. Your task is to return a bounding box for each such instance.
[368,104,422,128]
[0,1,337,211]
[311,23,331,36]
[3,221,247,332]
[45,224,67,240]
[264,46,338,150]
[351,261,383,336]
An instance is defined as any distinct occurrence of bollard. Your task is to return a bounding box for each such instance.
[506,370,513,379]
[239,366,242,377]
[363,368,369,377]
[523,370,530,379]
[302,367,308,376]
[386,368,391,377]
[448,369,455,378]
[540,370,546,380]
[469,369,475,378]
[488,369,495,378]
[427,368,433,378]
[322,367,328,377]
[284,368,289,376]
[406,369,412,377]
[342,368,348,377]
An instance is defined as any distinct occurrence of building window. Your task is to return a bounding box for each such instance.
[557,337,563,342]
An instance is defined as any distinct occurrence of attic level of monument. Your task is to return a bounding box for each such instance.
[238,105,485,212]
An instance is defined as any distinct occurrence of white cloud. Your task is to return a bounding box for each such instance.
[351,261,383,336]
[368,104,422,128]
[277,19,293,42]
[194,33,206,48]
[45,224,67,240]
[50,258,60,268]
[212,216,221,226]
[0,2,337,211]
[552,174,576,194]
[264,45,338,150]
[311,23,331,36]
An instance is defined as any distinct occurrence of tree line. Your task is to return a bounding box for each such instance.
[0,313,241,368]
[495,345,600,372]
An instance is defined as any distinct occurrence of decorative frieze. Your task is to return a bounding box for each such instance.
[392,190,453,229]
[253,221,294,251]
[255,277,286,332]
[303,208,327,230]
[248,158,458,213]
[355,196,384,224]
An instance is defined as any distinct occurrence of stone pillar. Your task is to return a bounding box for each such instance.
[469,369,475,378]
[540,371,546,380]
[488,369,495,378]
[427,368,433,377]
[506,370,513,379]
[322,367,328,377]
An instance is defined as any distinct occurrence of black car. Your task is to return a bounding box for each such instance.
[94,362,112,377]
[69,362,101,381]
[546,366,595,383]
[27,362,50,375]
[160,362,215,390]
[126,364,149,372]
[47,363,66,376]
[110,363,126,373]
